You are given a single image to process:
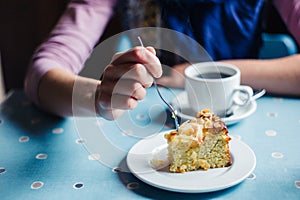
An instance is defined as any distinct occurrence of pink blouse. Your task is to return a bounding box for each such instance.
[24,0,117,105]
[24,0,300,106]
[273,0,300,45]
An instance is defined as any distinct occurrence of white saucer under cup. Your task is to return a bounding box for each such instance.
[170,91,257,126]
[184,62,253,118]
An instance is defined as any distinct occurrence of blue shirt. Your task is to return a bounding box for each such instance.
[159,0,265,61]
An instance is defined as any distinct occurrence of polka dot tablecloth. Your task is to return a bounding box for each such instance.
[0,89,300,200]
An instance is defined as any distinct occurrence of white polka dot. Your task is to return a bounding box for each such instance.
[274,97,283,102]
[272,152,284,159]
[126,182,139,190]
[295,181,300,189]
[267,112,278,118]
[265,130,277,136]
[136,114,147,121]
[95,120,103,126]
[19,136,30,143]
[75,138,85,144]
[247,173,256,180]
[36,153,48,160]
[73,182,84,189]
[88,153,100,161]
[52,128,64,134]
[31,181,44,189]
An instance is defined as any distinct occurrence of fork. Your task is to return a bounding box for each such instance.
[137,36,179,131]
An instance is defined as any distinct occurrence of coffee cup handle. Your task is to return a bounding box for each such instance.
[232,85,254,106]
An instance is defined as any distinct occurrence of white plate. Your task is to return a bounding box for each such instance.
[127,131,256,193]
[170,91,257,126]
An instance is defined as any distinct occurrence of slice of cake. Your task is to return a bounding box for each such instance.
[164,109,231,173]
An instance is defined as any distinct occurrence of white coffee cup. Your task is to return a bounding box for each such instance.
[184,62,253,117]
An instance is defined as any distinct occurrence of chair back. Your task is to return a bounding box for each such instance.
[259,33,298,59]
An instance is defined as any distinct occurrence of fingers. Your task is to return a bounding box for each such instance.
[98,93,138,110]
[97,46,162,120]
[100,79,147,101]
[111,46,162,78]
[146,46,156,55]
[103,63,153,88]
[97,91,140,120]
[97,107,125,121]
[97,79,147,120]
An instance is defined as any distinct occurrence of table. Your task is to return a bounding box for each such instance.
[0,88,300,199]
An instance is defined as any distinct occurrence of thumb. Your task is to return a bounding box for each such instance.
[146,46,156,55]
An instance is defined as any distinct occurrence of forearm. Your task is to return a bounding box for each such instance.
[38,68,99,117]
[221,54,300,97]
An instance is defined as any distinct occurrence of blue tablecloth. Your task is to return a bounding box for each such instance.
[0,88,300,199]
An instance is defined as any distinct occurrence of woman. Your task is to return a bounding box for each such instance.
[24,0,300,120]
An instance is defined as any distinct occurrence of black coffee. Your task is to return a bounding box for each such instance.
[197,72,231,79]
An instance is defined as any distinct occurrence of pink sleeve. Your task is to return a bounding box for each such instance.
[24,0,118,105]
[272,0,300,47]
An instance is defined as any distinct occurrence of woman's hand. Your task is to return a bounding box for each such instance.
[156,62,189,89]
[97,46,162,120]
